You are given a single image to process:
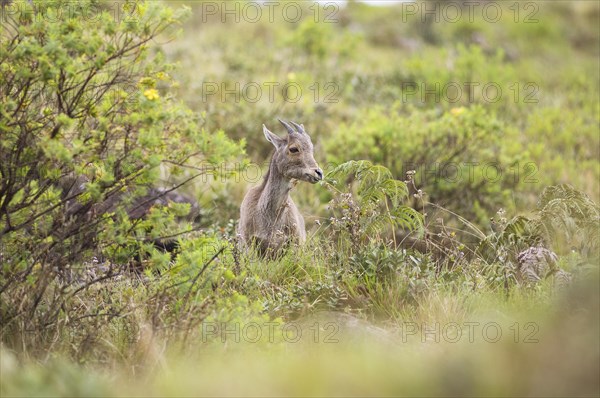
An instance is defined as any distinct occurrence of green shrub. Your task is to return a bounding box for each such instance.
[324,160,423,251]
[0,0,243,352]
[324,104,524,225]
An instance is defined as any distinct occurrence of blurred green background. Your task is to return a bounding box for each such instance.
[163,0,599,228]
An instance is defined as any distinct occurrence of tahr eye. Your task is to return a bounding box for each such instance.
[289,147,299,153]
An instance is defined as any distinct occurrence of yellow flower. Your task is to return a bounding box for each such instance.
[287,72,297,81]
[93,164,105,179]
[144,88,159,101]
[450,107,465,116]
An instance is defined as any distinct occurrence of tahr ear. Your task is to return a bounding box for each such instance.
[263,124,286,149]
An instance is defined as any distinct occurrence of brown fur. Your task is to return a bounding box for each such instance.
[238,120,322,255]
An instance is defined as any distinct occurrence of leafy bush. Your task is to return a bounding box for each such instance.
[0,0,243,350]
[325,104,523,225]
[324,160,423,251]
[520,106,600,198]
[477,184,599,287]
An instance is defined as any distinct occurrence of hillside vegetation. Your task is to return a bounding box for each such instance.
[1,0,598,396]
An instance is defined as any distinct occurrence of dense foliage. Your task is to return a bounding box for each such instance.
[0,0,243,348]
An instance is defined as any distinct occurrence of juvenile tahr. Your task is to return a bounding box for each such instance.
[238,120,323,256]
